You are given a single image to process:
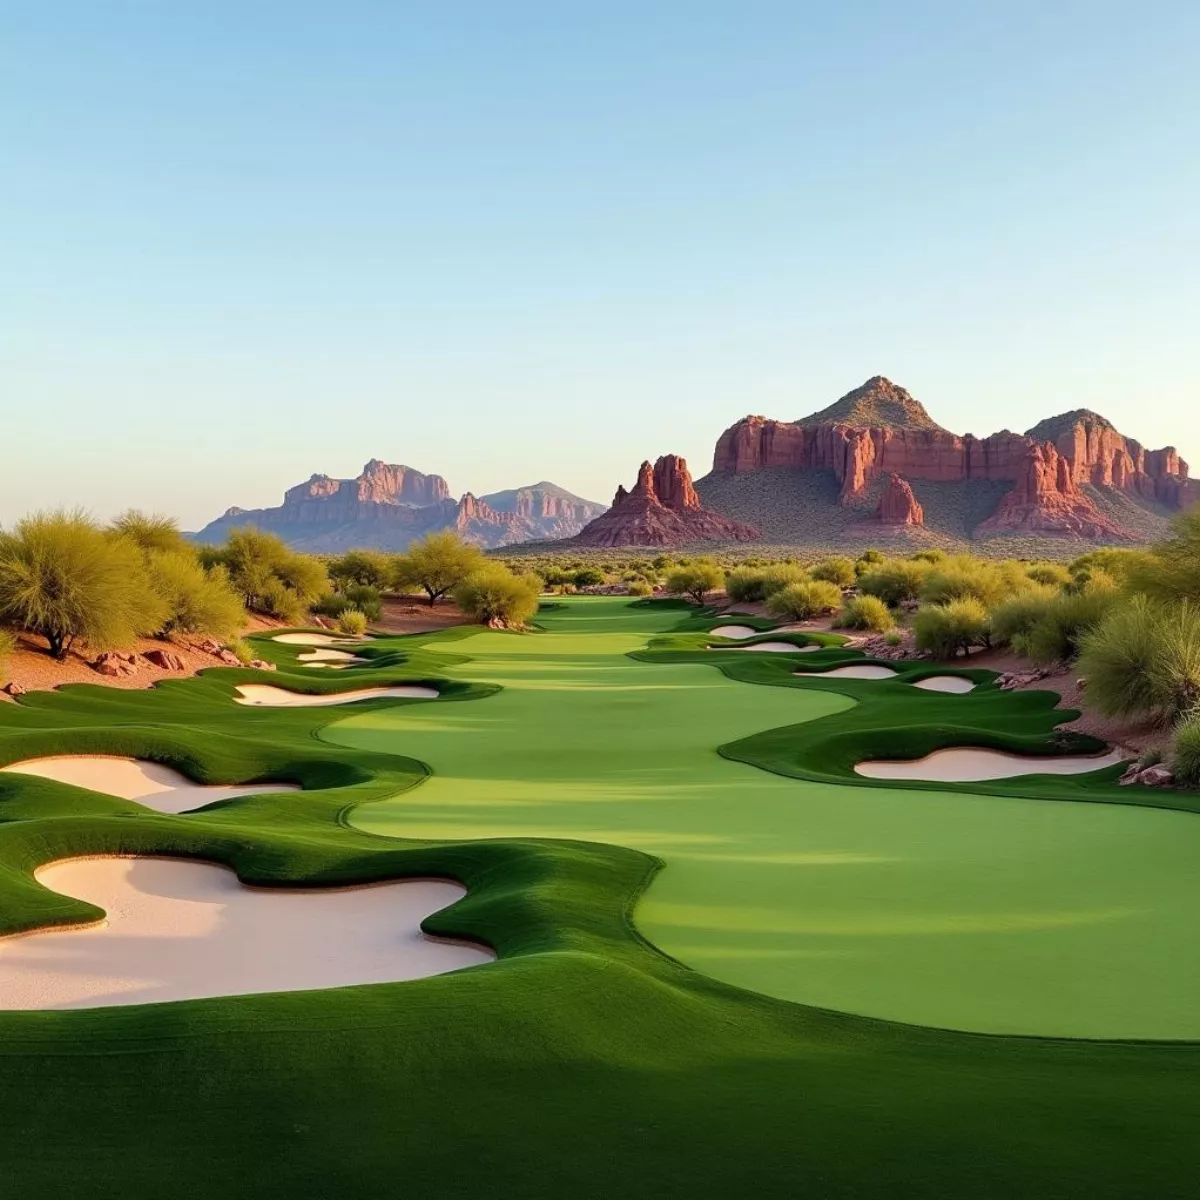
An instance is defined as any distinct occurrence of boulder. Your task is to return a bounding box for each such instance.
[248,659,277,671]
[143,648,186,671]
[3,682,26,696]
[216,649,242,666]
[1138,765,1174,788]
[875,473,925,526]
[93,652,139,677]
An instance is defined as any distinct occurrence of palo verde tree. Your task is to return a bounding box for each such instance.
[394,531,485,606]
[0,510,167,659]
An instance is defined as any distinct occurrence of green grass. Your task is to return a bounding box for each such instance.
[0,597,1196,1197]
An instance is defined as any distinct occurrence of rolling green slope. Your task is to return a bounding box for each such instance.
[0,598,1195,1198]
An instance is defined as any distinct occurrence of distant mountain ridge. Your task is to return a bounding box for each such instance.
[195,461,605,551]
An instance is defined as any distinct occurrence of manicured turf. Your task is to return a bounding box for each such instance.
[328,597,1200,1038]
[0,597,1196,1198]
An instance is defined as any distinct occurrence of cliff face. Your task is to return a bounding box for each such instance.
[711,378,1193,540]
[573,456,760,547]
[196,464,604,551]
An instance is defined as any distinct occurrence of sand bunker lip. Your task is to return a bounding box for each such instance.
[709,625,761,639]
[911,675,977,694]
[234,684,439,707]
[0,857,493,1010]
[298,649,368,666]
[711,641,823,653]
[272,632,374,647]
[855,746,1127,782]
[807,664,897,680]
[0,756,298,814]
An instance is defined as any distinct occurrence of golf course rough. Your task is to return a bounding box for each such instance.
[0,596,1196,1199]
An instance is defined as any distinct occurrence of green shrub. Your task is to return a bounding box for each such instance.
[810,557,856,588]
[766,580,843,620]
[337,608,369,637]
[834,595,895,632]
[108,510,192,555]
[209,528,329,621]
[988,586,1058,648]
[884,630,904,647]
[913,598,990,658]
[1173,716,1200,787]
[666,561,724,605]
[327,550,392,591]
[1026,563,1071,588]
[1077,595,1166,721]
[1016,588,1117,665]
[0,510,167,658]
[724,564,807,604]
[226,637,255,665]
[858,559,931,606]
[146,551,245,639]
[454,565,541,627]
[921,556,1031,608]
[911,549,947,565]
[628,580,653,596]
[573,568,605,588]
[394,531,486,606]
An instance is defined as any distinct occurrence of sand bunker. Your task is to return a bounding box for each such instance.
[235,684,438,707]
[855,746,1126,782]
[298,649,368,665]
[911,675,977,694]
[709,625,761,639]
[0,857,493,1009]
[273,632,373,647]
[811,665,898,680]
[0,757,298,814]
[715,641,823,653]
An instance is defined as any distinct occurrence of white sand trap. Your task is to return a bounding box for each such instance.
[298,648,368,665]
[715,641,823,653]
[0,757,298,814]
[855,746,1127,782]
[811,665,898,680]
[709,625,761,639]
[912,675,977,694]
[234,684,438,707]
[273,632,374,647]
[0,858,493,1009]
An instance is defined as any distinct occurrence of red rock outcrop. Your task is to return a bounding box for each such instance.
[710,377,1193,540]
[573,456,760,547]
[876,474,925,526]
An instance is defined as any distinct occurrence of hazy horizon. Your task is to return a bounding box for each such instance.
[5,2,1198,528]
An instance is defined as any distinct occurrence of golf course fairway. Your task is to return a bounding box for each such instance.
[327,596,1200,1039]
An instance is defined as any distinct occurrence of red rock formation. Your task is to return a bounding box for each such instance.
[710,378,1193,540]
[876,474,924,526]
[574,456,760,547]
[976,444,1128,540]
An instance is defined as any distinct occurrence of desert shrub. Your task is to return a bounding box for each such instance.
[884,630,904,647]
[211,528,329,620]
[1016,588,1116,665]
[988,586,1058,648]
[1026,563,1071,588]
[921,556,1031,608]
[108,510,192,555]
[834,595,895,632]
[573,568,605,588]
[226,637,255,665]
[858,559,931,606]
[724,564,807,604]
[766,579,843,620]
[1076,595,1163,720]
[454,565,541,628]
[1064,566,1117,595]
[810,557,856,588]
[1173,716,1200,787]
[327,550,392,591]
[1075,547,1161,588]
[315,585,382,622]
[913,598,990,658]
[394,531,486,606]
[857,549,885,567]
[1149,602,1200,724]
[146,552,244,639]
[337,608,369,637]
[911,549,947,565]
[0,510,167,658]
[666,561,724,605]
[0,628,14,676]
[628,580,653,596]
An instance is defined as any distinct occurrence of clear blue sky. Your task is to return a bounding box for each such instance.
[3,2,1197,527]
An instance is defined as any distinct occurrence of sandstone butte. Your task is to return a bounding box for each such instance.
[711,376,1196,540]
[195,459,606,551]
[876,472,925,527]
[572,455,761,547]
